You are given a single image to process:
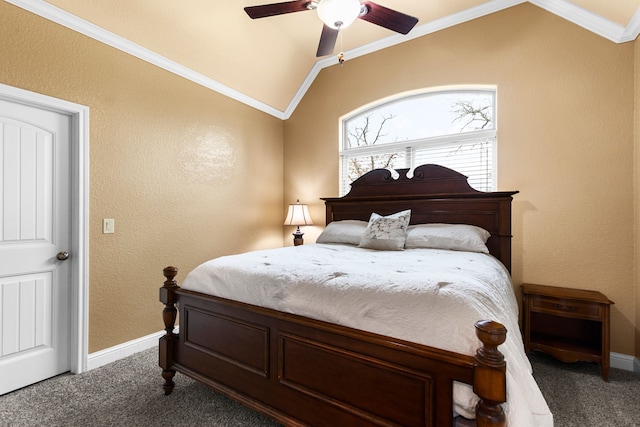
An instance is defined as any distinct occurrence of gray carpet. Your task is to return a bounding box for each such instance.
[0,348,638,426]
[0,349,280,427]
[529,352,640,427]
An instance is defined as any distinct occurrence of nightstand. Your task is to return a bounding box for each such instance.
[521,283,614,381]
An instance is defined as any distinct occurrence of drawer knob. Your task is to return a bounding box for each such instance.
[552,303,577,312]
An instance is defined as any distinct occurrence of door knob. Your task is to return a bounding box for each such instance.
[57,251,70,261]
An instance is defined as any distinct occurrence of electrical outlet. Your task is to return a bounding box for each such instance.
[103,218,115,234]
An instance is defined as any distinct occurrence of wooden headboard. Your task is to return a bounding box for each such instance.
[321,164,519,272]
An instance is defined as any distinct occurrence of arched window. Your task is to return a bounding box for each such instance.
[340,88,496,195]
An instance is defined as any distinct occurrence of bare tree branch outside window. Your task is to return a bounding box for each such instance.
[451,99,492,131]
[346,114,400,182]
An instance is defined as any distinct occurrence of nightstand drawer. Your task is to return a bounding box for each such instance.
[530,296,602,320]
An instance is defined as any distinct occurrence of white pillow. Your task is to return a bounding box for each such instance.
[316,220,368,246]
[358,210,411,251]
[404,223,490,253]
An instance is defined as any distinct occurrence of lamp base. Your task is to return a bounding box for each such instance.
[292,228,304,246]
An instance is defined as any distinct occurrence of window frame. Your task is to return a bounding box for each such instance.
[339,88,497,196]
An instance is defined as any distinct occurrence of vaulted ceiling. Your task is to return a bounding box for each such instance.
[8,0,640,118]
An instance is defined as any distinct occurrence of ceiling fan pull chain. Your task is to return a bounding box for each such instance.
[338,31,345,65]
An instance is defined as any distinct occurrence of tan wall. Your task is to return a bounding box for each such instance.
[0,2,284,352]
[635,36,640,359]
[285,3,637,355]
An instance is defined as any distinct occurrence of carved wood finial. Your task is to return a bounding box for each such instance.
[474,320,507,427]
[475,320,507,367]
[160,266,179,335]
[163,266,179,286]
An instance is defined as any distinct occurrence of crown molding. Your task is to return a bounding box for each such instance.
[6,0,639,120]
[4,0,286,119]
[622,7,640,42]
[530,0,629,43]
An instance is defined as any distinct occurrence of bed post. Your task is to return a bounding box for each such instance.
[473,320,507,427]
[159,266,179,396]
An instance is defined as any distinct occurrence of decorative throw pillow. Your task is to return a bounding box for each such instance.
[358,210,411,251]
[316,220,369,246]
[404,223,491,253]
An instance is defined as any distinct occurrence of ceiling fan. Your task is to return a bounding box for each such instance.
[244,0,419,57]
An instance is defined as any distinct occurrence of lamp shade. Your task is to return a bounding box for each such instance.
[283,200,313,226]
[317,0,362,29]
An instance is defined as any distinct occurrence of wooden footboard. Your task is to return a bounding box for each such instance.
[159,267,507,427]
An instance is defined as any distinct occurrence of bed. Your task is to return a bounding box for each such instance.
[159,164,552,426]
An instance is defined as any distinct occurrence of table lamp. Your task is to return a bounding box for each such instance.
[283,199,313,246]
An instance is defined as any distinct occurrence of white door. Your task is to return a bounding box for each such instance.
[0,98,72,395]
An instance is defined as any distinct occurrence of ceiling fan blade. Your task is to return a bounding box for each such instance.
[244,0,314,19]
[316,24,339,57]
[358,1,418,35]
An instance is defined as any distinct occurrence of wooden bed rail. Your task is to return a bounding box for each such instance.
[159,266,508,426]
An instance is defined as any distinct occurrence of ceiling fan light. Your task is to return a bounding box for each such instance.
[317,0,362,30]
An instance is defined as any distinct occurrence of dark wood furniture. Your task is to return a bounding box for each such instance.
[159,164,519,427]
[521,283,614,381]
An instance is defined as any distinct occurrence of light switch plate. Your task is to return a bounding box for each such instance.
[103,218,115,234]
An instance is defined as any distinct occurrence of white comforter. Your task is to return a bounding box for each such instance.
[182,244,553,426]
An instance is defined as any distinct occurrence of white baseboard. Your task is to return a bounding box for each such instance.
[610,351,638,373]
[86,331,640,375]
[87,329,173,371]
